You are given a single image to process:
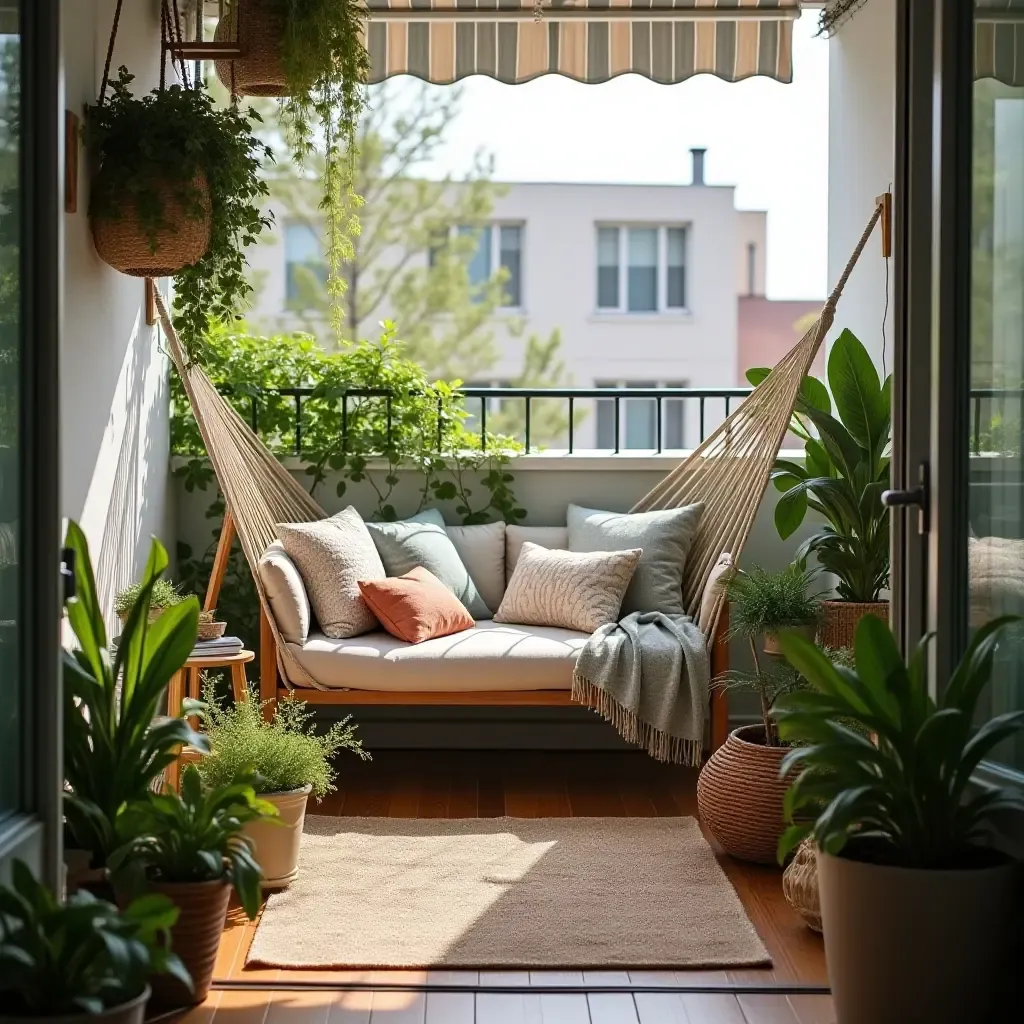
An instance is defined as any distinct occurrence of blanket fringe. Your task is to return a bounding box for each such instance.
[571,673,703,767]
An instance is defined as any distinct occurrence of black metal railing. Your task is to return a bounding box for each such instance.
[212,384,1024,459]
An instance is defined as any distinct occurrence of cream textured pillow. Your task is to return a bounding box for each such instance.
[257,542,311,645]
[276,506,385,639]
[494,542,642,633]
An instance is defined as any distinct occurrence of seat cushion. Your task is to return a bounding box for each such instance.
[258,542,311,645]
[283,619,590,692]
[446,521,506,614]
[505,525,569,580]
[358,567,475,644]
[567,502,704,617]
[366,508,491,619]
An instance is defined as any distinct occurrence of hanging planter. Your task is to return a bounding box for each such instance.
[214,0,290,97]
[86,0,272,362]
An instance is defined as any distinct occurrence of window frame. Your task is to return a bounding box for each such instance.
[595,224,689,316]
[283,220,329,311]
[437,222,525,311]
[594,379,689,450]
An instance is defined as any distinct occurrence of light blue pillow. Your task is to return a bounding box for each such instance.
[567,502,705,617]
[365,508,492,620]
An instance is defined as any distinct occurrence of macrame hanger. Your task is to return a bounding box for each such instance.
[97,0,125,107]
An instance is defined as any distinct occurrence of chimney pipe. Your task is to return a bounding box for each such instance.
[690,147,706,186]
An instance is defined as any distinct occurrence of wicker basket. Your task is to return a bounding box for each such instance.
[696,724,790,864]
[197,619,227,641]
[215,0,290,98]
[782,839,822,932]
[92,172,211,277]
[818,600,889,651]
[117,608,164,626]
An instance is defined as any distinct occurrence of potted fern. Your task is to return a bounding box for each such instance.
[112,577,184,626]
[775,616,1024,1024]
[110,767,273,1009]
[726,562,823,656]
[214,0,369,335]
[195,683,369,888]
[0,860,190,1024]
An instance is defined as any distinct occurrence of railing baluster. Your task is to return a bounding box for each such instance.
[524,395,531,454]
[294,394,302,455]
[480,395,487,452]
[250,395,258,433]
[974,395,981,455]
[341,394,348,453]
[614,395,620,454]
[655,396,662,454]
[699,396,705,443]
[568,396,575,454]
[386,394,393,451]
[437,395,443,451]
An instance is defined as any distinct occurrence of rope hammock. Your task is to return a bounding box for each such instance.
[155,200,883,689]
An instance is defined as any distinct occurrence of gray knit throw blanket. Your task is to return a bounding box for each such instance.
[572,611,710,767]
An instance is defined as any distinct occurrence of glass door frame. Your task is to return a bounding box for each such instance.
[0,0,62,891]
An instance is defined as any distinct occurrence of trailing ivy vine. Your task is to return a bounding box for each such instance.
[172,321,525,651]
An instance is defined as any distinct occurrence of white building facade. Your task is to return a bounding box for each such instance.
[246,149,769,450]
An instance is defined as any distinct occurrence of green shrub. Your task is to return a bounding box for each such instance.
[195,681,369,800]
[113,577,184,616]
[726,562,824,641]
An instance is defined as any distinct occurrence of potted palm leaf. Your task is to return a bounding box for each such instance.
[750,328,891,649]
[775,615,1024,1024]
[62,522,207,887]
[110,767,273,1009]
[0,860,190,1024]
[195,683,368,888]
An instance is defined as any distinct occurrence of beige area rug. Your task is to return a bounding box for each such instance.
[246,816,771,970]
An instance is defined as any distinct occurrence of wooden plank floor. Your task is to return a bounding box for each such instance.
[174,752,832,1024]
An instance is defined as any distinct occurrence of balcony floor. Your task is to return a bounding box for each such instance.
[177,751,832,1024]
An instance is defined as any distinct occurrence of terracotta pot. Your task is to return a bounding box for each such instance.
[244,785,311,889]
[147,879,230,1009]
[782,838,821,932]
[696,724,789,864]
[762,623,817,657]
[0,987,150,1024]
[817,847,1017,1024]
[215,0,290,97]
[92,172,211,278]
[818,600,888,651]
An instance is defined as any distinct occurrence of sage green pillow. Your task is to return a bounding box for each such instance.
[567,502,705,617]
[365,508,491,620]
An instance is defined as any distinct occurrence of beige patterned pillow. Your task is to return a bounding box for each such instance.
[494,542,642,633]
[277,506,385,639]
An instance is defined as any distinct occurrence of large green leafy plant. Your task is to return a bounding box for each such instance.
[86,68,271,359]
[63,522,206,867]
[774,615,1024,868]
[749,328,891,602]
[172,320,524,651]
[111,766,273,921]
[196,681,368,799]
[0,861,191,1015]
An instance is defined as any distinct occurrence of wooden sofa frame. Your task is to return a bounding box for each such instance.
[205,513,731,755]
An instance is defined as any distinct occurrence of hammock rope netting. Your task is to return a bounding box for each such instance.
[156,201,882,689]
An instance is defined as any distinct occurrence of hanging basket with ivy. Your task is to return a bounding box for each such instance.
[85,0,273,362]
[215,0,370,340]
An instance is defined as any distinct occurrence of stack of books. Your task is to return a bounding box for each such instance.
[190,635,244,659]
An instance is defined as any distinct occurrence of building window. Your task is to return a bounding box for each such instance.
[596,225,688,313]
[432,223,524,308]
[284,221,328,307]
[595,381,687,449]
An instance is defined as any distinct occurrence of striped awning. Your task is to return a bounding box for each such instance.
[365,0,799,86]
[976,1,1024,86]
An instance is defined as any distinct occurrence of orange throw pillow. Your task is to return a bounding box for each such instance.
[358,566,476,644]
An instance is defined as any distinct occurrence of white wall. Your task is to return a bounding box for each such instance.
[827,0,896,373]
[60,0,173,625]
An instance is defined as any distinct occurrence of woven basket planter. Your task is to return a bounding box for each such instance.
[818,599,888,651]
[215,0,290,97]
[197,619,227,641]
[146,879,230,1009]
[696,724,789,864]
[117,607,166,627]
[782,838,822,932]
[92,173,211,278]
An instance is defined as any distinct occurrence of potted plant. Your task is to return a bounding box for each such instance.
[110,767,273,1009]
[697,654,811,864]
[0,860,190,1024]
[774,615,1024,1024]
[113,577,184,626]
[750,328,891,649]
[195,683,368,888]
[214,0,369,336]
[725,561,823,656]
[85,67,271,360]
[63,522,207,885]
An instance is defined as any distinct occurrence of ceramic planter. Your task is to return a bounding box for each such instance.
[146,879,231,1009]
[817,847,1017,1024]
[762,623,817,656]
[0,986,150,1024]
[243,784,312,889]
[696,725,789,864]
[818,600,888,651]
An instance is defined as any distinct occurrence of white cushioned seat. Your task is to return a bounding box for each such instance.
[282,619,590,692]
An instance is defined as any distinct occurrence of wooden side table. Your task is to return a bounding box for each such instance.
[164,650,255,791]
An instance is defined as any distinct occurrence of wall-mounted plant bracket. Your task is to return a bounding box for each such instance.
[876,191,892,259]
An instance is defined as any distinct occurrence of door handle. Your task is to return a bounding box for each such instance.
[881,461,930,535]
